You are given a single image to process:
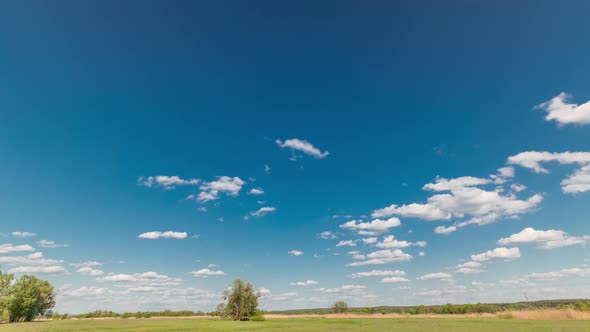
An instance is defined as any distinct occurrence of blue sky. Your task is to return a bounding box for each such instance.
[1,1,590,313]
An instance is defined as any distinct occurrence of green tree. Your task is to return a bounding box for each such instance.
[332,300,349,314]
[6,274,56,322]
[0,270,15,322]
[222,279,260,321]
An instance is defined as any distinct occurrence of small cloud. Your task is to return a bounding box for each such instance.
[12,232,36,238]
[191,268,225,277]
[137,231,187,240]
[288,250,304,256]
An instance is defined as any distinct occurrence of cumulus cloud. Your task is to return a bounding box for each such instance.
[289,280,318,286]
[11,231,36,238]
[434,225,457,235]
[97,272,181,288]
[508,151,590,193]
[371,203,450,221]
[275,138,329,159]
[191,269,225,277]
[361,237,378,244]
[138,175,199,189]
[288,250,304,256]
[416,272,452,280]
[250,206,276,217]
[349,270,406,279]
[137,231,187,240]
[374,171,542,235]
[471,247,521,262]
[0,252,63,267]
[536,92,590,126]
[381,276,410,283]
[423,176,492,191]
[77,267,105,276]
[339,217,401,236]
[0,244,35,254]
[375,235,426,249]
[249,188,264,195]
[497,227,588,249]
[455,262,486,274]
[197,176,245,202]
[346,249,412,266]
[336,240,356,247]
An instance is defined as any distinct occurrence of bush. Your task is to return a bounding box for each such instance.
[250,310,265,321]
[332,301,349,314]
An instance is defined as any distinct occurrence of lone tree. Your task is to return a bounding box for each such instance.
[332,300,349,314]
[0,269,55,323]
[222,279,260,321]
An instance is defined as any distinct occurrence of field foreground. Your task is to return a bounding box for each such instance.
[3,317,590,332]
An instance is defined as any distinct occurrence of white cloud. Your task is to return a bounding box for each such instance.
[381,276,410,283]
[455,262,486,274]
[137,231,187,240]
[319,231,336,240]
[275,138,329,159]
[249,188,264,195]
[339,217,401,236]
[191,269,225,277]
[0,252,62,266]
[336,240,356,247]
[346,249,412,266]
[77,267,104,276]
[63,286,110,297]
[97,272,181,288]
[9,265,66,274]
[288,250,304,256]
[250,206,276,217]
[264,164,271,174]
[289,280,318,286]
[416,272,452,280]
[37,240,69,248]
[562,164,590,194]
[371,203,450,221]
[471,247,521,262]
[71,261,102,268]
[524,267,590,281]
[375,235,426,249]
[423,176,492,192]
[349,269,406,279]
[197,176,245,202]
[138,175,199,189]
[0,244,35,254]
[434,225,457,235]
[536,92,590,125]
[11,231,36,238]
[361,237,378,244]
[497,227,588,249]
[508,151,590,193]
[456,267,486,274]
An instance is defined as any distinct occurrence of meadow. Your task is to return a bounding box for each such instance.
[3,316,590,332]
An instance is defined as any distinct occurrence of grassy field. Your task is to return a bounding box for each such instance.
[3,318,590,332]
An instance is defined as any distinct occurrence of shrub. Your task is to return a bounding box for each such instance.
[332,301,349,314]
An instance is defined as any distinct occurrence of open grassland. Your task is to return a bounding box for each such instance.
[3,316,590,332]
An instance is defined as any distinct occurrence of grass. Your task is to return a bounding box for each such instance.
[3,317,590,332]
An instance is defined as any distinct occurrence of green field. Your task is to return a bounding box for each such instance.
[2,318,590,332]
